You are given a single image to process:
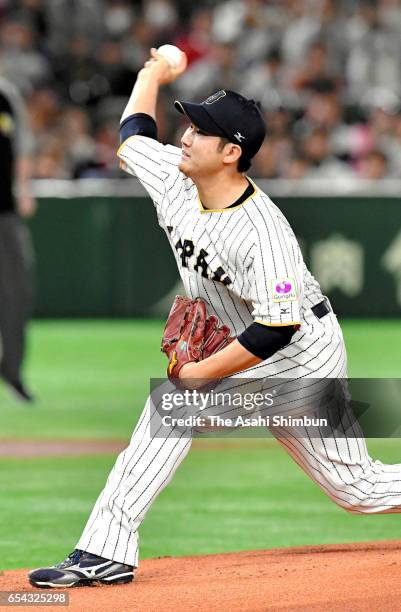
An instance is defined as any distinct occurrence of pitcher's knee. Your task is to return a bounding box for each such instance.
[330,488,384,514]
[335,497,369,514]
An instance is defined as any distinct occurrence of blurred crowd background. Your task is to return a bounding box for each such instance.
[1,0,401,180]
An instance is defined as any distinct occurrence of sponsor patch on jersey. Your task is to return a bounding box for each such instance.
[205,90,226,105]
[271,278,297,303]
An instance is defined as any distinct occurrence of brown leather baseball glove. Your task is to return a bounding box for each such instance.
[161,295,233,381]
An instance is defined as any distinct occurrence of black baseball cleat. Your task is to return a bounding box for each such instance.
[28,549,134,588]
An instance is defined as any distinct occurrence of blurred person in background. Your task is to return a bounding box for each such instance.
[357,149,389,178]
[346,0,401,103]
[289,40,342,101]
[97,39,137,98]
[52,36,102,106]
[0,16,51,94]
[142,0,178,42]
[77,120,121,178]
[45,0,106,53]
[122,19,159,75]
[314,0,349,71]
[176,41,240,100]
[299,127,355,179]
[282,155,312,180]
[252,108,295,178]
[26,88,60,137]
[59,107,96,178]
[282,0,322,67]
[173,8,213,67]
[295,89,363,167]
[251,138,282,179]
[231,0,284,68]
[33,134,69,179]
[5,0,49,41]
[104,0,136,40]
[0,0,399,181]
[241,48,293,110]
[378,0,401,33]
[0,74,35,402]
[380,111,401,175]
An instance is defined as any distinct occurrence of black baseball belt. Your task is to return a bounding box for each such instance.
[311,298,331,319]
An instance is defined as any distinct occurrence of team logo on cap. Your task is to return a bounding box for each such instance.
[271,278,297,303]
[205,90,226,104]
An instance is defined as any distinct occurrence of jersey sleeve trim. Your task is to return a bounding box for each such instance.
[117,134,139,157]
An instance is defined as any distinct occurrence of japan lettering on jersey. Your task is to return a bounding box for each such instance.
[118,135,324,336]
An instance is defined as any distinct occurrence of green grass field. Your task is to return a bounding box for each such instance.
[0,319,400,569]
[1,440,401,570]
[1,319,400,439]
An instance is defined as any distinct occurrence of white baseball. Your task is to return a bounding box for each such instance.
[157,44,184,69]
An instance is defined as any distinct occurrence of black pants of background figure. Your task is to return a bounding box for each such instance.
[0,212,34,385]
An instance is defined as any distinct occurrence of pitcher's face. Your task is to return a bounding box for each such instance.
[179,124,228,178]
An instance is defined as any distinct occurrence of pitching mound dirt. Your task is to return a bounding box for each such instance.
[0,439,127,457]
[2,541,401,611]
[0,439,273,457]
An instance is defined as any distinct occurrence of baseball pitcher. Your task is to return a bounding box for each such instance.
[28,48,401,589]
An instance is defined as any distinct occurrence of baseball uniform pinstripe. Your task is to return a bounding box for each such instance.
[76,135,401,567]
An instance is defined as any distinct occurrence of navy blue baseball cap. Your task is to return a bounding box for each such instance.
[174,90,266,161]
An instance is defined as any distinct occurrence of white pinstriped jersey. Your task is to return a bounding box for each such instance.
[75,133,401,573]
[118,135,324,337]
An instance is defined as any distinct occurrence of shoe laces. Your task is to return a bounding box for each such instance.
[56,549,84,569]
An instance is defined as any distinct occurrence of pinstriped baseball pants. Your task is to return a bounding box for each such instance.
[77,313,401,566]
